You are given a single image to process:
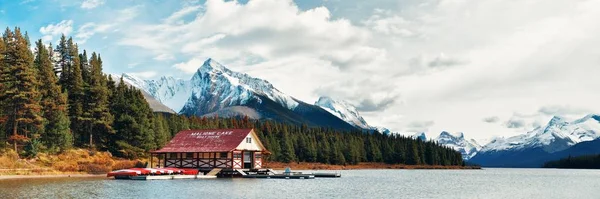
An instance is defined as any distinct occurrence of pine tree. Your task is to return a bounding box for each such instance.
[85,53,114,149]
[34,39,72,152]
[0,29,6,146]
[278,128,296,163]
[65,40,85,146]
[0,27,43,153]
[56,35,69,88]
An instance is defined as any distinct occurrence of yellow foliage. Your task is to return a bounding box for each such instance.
[1,149,146,175]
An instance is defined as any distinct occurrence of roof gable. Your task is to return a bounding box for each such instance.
[152,129,255,153]
[235,130,268,151]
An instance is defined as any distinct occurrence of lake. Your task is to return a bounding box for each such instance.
[1,168,599,199]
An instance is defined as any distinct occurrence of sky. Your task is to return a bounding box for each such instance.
[2,0,600,143]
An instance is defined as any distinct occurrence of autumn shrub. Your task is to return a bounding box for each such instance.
[112,160,138,170]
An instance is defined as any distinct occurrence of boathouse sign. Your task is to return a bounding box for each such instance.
[189,131,233,139]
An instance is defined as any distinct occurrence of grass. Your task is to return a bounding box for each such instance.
[0,149,145,176]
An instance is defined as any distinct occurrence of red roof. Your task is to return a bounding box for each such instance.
[151,129,255,153]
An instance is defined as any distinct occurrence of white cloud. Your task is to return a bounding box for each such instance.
[120,0,380,71]
[173,57,205,73]
[81,0,105,9]
[128,71,158,79]
[39,20,73,42]
[154,54,175,61]
[164,5,202,24]
[111,0,600,143]
[75,22,113,43]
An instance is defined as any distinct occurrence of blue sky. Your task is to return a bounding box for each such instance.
[2,0,600,142]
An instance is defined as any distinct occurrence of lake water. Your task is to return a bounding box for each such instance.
[1,168,599,199]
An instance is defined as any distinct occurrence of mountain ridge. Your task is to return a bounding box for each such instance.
[122,58,356,130]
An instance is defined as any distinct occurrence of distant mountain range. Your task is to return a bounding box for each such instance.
[122,58,356,130]
[120,58,600,167]
[436,132,482,160]
[469,114,600,167]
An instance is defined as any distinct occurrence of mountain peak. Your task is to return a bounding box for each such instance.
[440,131,464,138]
[436,131,480,160]
[198,58,228,74]
[414,132,427,141]
[315,96,371,130]
[575,114,600,123]
[549,116,566,124]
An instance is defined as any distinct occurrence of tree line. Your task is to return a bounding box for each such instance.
[0,27,463,166]
[0,27,164,157]
[543,154,600,169]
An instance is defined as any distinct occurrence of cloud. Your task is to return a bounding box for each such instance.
[127,63,139,68]
[128,71,158,79]
[154,54,175,61]
[119,0,379,70]
[75,22,112,43]
[427,53,467,68]
[356,96,397,112]
[483,116,500,123]
[406,120,435,132]
[173,57,205,73]
[164,5,202,24]
[39,20,73,42]
[504,118,526,129]
[363,9,416,37]
[95,0,600,142]
[538,105,590,116]
[81,0,105,9]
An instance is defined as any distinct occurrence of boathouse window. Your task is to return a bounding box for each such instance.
[233,153,242,159]
[186,153,194,159]
[255,153,262,159]
[168,153,177,159]
[246,137,252,143]
[220,152,228,159]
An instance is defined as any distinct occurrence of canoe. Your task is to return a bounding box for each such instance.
[107,169,141,177]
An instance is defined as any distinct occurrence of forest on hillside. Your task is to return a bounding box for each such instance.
[543,154,600,169]
[0,27,463,166]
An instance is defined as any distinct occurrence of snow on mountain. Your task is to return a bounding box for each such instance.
[122,58,356,130]
[123,58,299,114]
[122,73,190,112]
[182,58,299,115]
[414,132,427,141]
[436,131,482,160]
[315,96,371,129]
[480,114,600,154]
[374,127,391,134]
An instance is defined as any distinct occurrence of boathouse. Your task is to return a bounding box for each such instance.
[150,129,269,170]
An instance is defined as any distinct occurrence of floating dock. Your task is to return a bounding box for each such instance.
[109,168,340,180]
[128,175,217,180]
[313,173,341,178]
[242,174,315,179]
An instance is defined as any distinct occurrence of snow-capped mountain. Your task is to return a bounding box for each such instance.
[413,132,427,141]
[122,58,356,130]
[315,96,371,129]
[375,127,391,134]
[436,132,481,160]
[470,114,600,167]
[122,74,190,112]
[111,75,176,114]
[479,114,600,154]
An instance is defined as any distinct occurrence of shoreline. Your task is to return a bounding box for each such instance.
[0,174,106,181]
[266,162,481,170]
[0,162,480,180]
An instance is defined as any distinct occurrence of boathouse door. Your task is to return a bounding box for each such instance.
[243,151,253,168]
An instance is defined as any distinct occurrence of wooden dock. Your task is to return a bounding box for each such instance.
[313,173,341,178]
[242,174,315,179]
